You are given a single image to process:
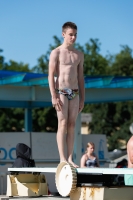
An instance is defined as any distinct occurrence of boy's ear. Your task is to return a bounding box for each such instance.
[62,32,65,38]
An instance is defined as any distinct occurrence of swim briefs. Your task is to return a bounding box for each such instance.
[56,88,79,100]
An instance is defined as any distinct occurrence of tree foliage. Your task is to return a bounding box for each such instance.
[32,36,62,74]
[0,37,133,151]
[82,44,133,150]
[0,49,31,132]
[75,39,108,75]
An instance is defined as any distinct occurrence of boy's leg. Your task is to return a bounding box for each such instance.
[56,94,68,162]
[67,95,79,167]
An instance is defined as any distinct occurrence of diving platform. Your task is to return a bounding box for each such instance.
[7,163,133,200]
[8,166,133,174]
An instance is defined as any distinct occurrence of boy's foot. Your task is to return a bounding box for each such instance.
[68,160,79,168]
[60,159,67,163]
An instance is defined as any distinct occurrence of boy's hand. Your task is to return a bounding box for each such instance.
[52,96,63,111]
[79,100,84,113]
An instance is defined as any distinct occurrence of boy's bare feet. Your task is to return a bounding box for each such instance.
[68,160,79,168]
[60,160,67,163]
[60,160,79,168]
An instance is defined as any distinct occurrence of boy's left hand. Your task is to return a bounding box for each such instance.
[79,101,84,113]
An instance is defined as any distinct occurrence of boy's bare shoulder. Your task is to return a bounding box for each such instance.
[74,48,84,57]
[51,47,60,55]
[50,47,61,61]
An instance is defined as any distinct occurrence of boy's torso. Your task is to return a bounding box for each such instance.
[55,46,82,89]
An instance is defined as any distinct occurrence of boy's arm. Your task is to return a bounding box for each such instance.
[78,52,85,113]
[48,49,62,110]
[48,50,57,99]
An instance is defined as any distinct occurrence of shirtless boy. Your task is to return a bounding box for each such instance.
[48,22,84,167]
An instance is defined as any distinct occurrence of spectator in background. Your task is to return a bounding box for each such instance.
[80,142,100,168]
[127,135,133,168]
[116,158,128,168]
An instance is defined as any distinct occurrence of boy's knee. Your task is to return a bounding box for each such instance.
[58,119,67,129]
[67,121,76,128]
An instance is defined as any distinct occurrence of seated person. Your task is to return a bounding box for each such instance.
[127,136,133,168]
[12,143,35,168]
[115,159,127,168]
[12,143,51,195]
[124,137,133,185]
[80,142,99,168]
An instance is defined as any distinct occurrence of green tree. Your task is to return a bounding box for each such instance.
[107,45,133,76]
[32,36,62,74]
[32,107,58,132]
[3,60,30,72]
[87,102,132,151]
[84,45,133,150]
[0,50,31,132]
[1,40,133,152]
[0,108,24,132]
[75,39,109,75]
[0,49,5,69]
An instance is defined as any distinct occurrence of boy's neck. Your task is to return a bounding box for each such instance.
[61,43,74,50]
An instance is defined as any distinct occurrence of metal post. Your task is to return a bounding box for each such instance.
[25,108,32,132]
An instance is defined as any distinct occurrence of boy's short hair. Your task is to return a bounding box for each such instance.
[62,22,77,32]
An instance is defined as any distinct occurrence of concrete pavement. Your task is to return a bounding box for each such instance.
[0,195,70,200]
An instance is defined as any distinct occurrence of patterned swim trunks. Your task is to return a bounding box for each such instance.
[56,88,79,100]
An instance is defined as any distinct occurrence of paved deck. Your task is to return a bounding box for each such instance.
[0,196,70,200]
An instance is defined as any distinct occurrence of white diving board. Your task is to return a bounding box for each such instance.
[76,168,133,175]
[8,167,133,175]
[8,167,57,173]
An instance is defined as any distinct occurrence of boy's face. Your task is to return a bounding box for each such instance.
[62,28,77,45]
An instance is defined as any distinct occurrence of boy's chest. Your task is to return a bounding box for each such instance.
[59,51,80,65]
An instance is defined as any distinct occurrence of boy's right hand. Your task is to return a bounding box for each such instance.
[52,96,63,111]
